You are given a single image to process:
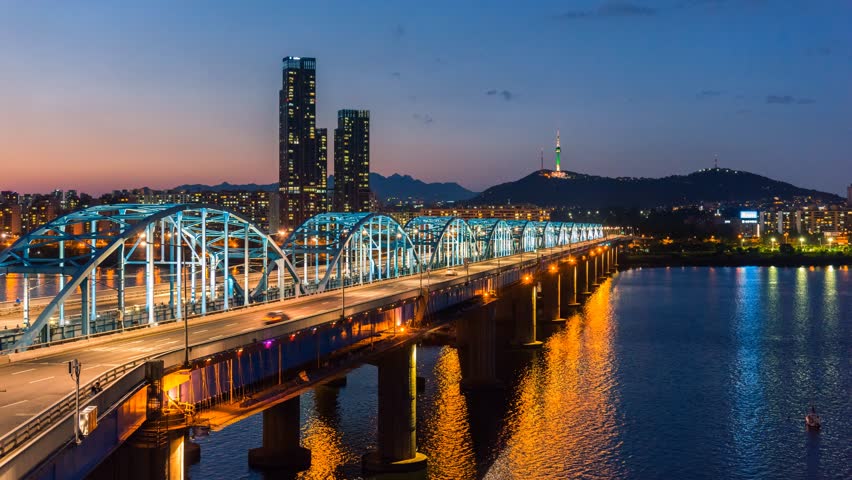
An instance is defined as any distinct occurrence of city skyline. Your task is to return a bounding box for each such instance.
[1,1,851,195]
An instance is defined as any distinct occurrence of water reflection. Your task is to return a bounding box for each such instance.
[730,267,767,477]
[187,267,851,480]
[485,280,622,479]
[297,387,355,480]
[420,347,476,480]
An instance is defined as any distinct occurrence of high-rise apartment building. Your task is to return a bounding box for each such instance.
[316,127,329,213]
[333,109,371,212]
[279,56,326,229]
[847,184,851,207]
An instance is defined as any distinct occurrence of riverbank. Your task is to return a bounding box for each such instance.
[622,252,852,268]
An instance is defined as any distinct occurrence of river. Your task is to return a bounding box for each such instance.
[187,266,851,479]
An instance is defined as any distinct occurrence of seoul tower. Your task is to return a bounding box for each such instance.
[555,130,561,172]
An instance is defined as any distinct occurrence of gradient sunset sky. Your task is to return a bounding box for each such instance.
[1,1,850,195]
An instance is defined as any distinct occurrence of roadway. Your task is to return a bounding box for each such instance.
[0,271,283,329]
[0,241,605,438]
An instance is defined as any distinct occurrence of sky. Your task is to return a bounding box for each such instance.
[0,0,850,195]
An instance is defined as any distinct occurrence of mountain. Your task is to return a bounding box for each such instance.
[468,168,842,209]
[345,173,478,203]
[172,173,478,203]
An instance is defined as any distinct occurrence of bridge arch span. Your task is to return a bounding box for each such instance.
[282,212,420,293]
[0,204,299,349]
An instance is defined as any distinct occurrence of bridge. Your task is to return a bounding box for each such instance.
[0,203,621,478]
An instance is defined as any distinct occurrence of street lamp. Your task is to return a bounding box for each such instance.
[770,238,777,251]
[68,359,82,444]
[799,237,805,249]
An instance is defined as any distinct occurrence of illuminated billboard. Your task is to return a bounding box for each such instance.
[740,211,758,220]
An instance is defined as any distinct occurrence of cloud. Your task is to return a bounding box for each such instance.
[392,24,405,40]
[486,89,515,101]
[696,90,723,99]
[413,113,434,124]
[556,1,658,20]
[391,72,401,79]
[766,95,816,105]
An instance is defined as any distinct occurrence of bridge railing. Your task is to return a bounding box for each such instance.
[0,286,296,356]
[0,355,153,466]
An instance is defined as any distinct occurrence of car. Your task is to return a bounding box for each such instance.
[445,269,458,276]
[262,311,290,325]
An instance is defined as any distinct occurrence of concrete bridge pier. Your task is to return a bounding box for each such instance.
[460,301,502,390]
[363,343,428,473]
[580,255,593,297]
[248,396,311,471]
[512,275,543,348]
[541,263,566,324]
[563,259,581,310]
[591,253,601,287]
[614,244,620,270]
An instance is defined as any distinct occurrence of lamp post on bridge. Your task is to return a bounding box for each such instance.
[68,359,82,445]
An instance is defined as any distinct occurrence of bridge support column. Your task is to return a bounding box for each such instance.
[513,278,543,348]
[545,264,566,324]
[565,261,580,308]
[248,396,311,471]
[363,344,428,473]
[580,256,592,297]
[460,301,502,390]
[614,244,619,269]
[592,254,601,287]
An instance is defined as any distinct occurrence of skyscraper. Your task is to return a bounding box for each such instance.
[278,56,327,229]
[555,130,561,172]
[333,110,371,212]
[316,127,328,213]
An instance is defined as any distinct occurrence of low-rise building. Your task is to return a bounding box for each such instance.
[418,205,551,222]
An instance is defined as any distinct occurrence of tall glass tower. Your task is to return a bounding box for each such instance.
[333,110,371,212]
[278,57,327,229]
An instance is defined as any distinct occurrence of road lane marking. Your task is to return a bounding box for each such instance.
[29,376,55,384]
[15,413,37,416]
[240,327,255,332]
[83,364,102,370]
[225,323,237,327]
[208,335,223,340]
[155,340,179,345]
[1,400,28,408]
[195,329,208,333]
[127,340,144,344]
[11,368,35,375]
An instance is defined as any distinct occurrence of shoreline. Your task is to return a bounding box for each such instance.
[622,253,852,269]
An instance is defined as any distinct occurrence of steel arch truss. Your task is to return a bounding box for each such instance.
[404,216,477,270]
[282,213,420,293]
[467,219,512,260]
[0,204,298,349]
[505,221,537,254]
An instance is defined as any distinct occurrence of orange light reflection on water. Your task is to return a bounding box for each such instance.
[420,346,477,480]
[297,390,357,479]
[485,282,623,479]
